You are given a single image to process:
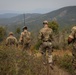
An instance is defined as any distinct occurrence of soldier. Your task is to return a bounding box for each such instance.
[38,20,53,69]
[6,32,18,47]
[19,26,31,51]
[68,25,76,74]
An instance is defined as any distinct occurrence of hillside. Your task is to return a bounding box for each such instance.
[0,13,19,18]
[0,6,76,31]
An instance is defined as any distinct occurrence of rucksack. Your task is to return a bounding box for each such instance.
[41,28,52,41]
[7,37,16,45]
[23,31,31,44]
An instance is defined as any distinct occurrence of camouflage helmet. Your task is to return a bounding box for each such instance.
[43,20,48,24]
[9,32,14,35]
[22,26,27,30]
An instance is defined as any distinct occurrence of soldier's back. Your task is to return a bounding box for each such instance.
[40,27,53,41]
[6,36,17,46]
[22,30,31,44]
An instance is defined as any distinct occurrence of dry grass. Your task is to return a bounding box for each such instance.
[52,50,72,57]
[34,50,72,58]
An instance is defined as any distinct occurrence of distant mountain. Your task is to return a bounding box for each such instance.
[0,13,19,18]
[45,6,76,26]
[0,6,76,32]
[0,13,41,25]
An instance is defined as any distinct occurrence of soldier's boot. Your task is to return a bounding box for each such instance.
[73,67,76,75]
[48,55,54,70]
[42,53,46,65]
[74,70,76,74]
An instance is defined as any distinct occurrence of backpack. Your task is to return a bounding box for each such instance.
[23,31,31,44]
[41,28,52,41]
[8,37,16,45]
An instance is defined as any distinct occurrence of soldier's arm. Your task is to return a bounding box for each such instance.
[29,32,31,40]
[38,31,43,40]
[68,28,75,44]
[50,29,54,41]
[19,32,23,42]
[14,38,18,47]
[6,38,9,46]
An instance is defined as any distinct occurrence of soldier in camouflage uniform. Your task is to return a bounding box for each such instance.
[6,32,18,47]
[19,26,31,51]
[68,25,76,74]
[38,20,53,69]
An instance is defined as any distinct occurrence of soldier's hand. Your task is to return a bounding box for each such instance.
[6,44,8,46]
[68,37,73,44]
[16,44,18,47]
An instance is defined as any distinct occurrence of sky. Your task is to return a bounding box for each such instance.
[0,0,76,14]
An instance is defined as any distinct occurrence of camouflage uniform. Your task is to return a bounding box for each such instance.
[38,21,53,66]
[6,32,18,47]
[19,29,31,50]
[68,26,76,73]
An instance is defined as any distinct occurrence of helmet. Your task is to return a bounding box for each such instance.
[43,20,48,24]
[22,26,27,30]
[9,32,13,35]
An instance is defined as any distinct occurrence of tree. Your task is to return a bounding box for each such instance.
[0,26,6,41]
[15,27,21,34]
[48,21,59,33]
[15,27,21,39]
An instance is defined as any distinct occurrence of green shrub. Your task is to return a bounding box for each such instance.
[53,54,73,73]
[0,26,6,41]
[0,46,17,75]
[0,45,50,75]
[34,40,42,50]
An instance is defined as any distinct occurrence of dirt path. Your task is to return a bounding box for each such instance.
[35,50,72,75]
[48,65,71,75]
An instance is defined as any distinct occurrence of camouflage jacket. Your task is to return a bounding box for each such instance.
[69,26,76,50]
[69,26,76,44]
[19,30,31,44]
[6,36,18,46]
[38,26,53,42]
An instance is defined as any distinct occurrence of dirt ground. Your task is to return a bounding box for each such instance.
[35,50,72,75]
[52,50,72,56]
[48,65,71,75]
[35,49,72,57]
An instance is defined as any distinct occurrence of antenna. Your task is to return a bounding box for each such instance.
[23,14,25,26]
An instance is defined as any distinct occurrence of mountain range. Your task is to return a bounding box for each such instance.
[0,6,76,32]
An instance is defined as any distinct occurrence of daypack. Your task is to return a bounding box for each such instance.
[41,28,52,41]
[23,31,31,44]
[7,37,16,45]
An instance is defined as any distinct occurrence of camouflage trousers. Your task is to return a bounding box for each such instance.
[39,41,53,64]
[22,43,31,51]
[72,44,76,71]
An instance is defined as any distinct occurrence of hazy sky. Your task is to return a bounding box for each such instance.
[0,0,76,13]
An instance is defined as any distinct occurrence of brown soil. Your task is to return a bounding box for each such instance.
[35,50,72,75]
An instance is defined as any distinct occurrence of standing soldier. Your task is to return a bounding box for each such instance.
[19,26,31,51]
[68,25,76,74]
[6,32,18,47]
[38,20,53,69]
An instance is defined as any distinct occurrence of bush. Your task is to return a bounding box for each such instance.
[53,54,73,73]
[0,46,17,75]
[34,40,42,50]
[0,26,6,41]
[0,45,51,75]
